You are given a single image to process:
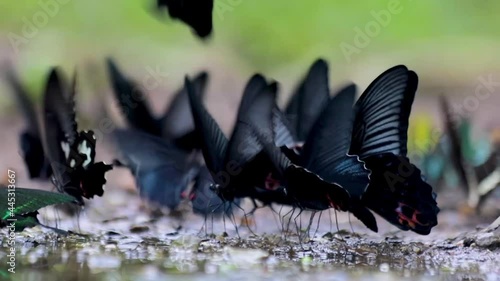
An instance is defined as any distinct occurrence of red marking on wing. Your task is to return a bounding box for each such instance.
[326,194,340,210]
[395,202,429,228]
[265,173,281,190]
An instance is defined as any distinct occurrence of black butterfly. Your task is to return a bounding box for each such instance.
[42,68,113,205]
[349,65,439,235]
[108,60,218,212]
[186,74,291,209]
[246,82,352,212]
[276,84,375,230]
[107,58,207,151]
[5,68,52,179]
[156,0,214,38]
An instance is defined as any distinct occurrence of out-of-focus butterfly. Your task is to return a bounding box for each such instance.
[42,68,113,205]
[108,60,225,215]
[4,68,52,179]
[440,96,499,211]
[284,59,331,144]
[0,186,78,231]
[107,58,207,152]
[155,0,214,38]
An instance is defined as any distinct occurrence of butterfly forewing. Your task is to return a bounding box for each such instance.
[285,59,330,141]
[161,71,209,142]
[186,77,228,178]
[107,58,161,136]
[350,66,418,158]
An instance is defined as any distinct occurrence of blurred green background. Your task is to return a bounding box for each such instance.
[0,0,499,106]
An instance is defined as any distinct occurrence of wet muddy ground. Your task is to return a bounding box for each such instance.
[0,93,499,281]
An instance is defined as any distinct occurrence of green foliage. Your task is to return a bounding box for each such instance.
[0,187,76,220]
[0,1,499,99]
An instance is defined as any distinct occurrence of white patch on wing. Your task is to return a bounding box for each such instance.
[78,140,92,168]
[70,159,76,168]
[61,142,70,159]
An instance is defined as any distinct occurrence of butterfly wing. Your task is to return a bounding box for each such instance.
[285,59,330,142]
[5,69,52,179]
[113,128,198,210]
[350,66,438,234]
[185,77,228,181]
[107,58,161,136]
[350,65,417,158]
[362,154,439,235]
[42,69,83,203]
[161,71,209,150]
[302,84,370,197]
[247,85,350,211]
[300,84,375,230]
[225,75,269,169]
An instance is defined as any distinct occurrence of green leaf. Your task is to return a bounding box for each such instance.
[0,187,77,220]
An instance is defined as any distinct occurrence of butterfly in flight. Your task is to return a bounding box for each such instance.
[155,0,214,38]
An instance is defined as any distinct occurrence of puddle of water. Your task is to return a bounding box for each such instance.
[1,227,498,281]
